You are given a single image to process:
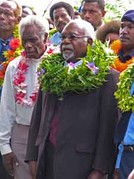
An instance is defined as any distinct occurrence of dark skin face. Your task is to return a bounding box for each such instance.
[21,25,47,59]
[119,21,134,55]
[0,1,21,40]
[52,7,72,33]
[60,22,91,63]
[0,1,18,31]
[81,2,105,30]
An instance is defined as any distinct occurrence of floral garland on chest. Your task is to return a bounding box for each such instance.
[110,40,134,112]
[13,54,40,107]
[38,40,115,98]
[13,44,58,106]
[110,40,134,72]
[0,25,23,86]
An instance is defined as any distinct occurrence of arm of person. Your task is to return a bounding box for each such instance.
[25,88,44,163]
[90,69,119,177]
[29,161,37,179]
[128,170,134,179]
[0,60,18,176]
[25,88,47,179]
[88,169,106,179]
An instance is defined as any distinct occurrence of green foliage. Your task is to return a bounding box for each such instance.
[115,64,134,112]
[38,40,115,98]
[105,0,133,21]
[48,28,57,38]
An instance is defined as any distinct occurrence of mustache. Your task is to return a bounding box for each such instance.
[61,44,74,51]
[55,21,66,28]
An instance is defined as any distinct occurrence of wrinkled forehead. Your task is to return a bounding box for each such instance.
[0,1,17,11]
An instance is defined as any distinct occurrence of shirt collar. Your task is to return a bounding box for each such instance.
[118,50,134,63]
[0,35,13,45]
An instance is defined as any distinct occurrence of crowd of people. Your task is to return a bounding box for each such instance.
[0,0,134,179]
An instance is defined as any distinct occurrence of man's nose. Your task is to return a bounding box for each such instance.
[121,26,129,34]
[25,42,32,48]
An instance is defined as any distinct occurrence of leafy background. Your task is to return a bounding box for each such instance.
[17,0,134,19]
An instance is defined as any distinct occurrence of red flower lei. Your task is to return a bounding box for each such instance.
[13,43,59,106]
[13,54,39,106]
[110,40,134,72]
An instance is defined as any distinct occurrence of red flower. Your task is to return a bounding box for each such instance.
[9,57,15,62]
[0,71,4,79]
[9,38,20,51]
[30,92,37,102]
[6,50,14,58]
[15,92,25,103]
[47,48,54,54]
[13,74,25,85]
[18,61,29,71]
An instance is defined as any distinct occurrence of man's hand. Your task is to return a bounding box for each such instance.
[113,169,120,179]
[29,161,37,179]
[128,169,134,179]
[2,152,19,177]
[88,170,106,179]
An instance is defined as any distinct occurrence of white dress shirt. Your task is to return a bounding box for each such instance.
[0,55,41,155]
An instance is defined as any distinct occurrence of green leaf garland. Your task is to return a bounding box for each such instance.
[115,63,134,112]
[38,40,115,97]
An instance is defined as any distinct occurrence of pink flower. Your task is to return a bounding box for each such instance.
[18,61,29,71]
[21,51,26,57]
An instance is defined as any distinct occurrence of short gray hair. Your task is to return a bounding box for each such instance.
[19,15,49,39]
[64,19,95,40]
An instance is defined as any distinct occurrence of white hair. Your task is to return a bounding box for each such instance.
[19,15,49,39]
[64,19,95,41]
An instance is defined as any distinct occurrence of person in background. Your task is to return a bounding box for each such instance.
[110,10,134,72]
[22,5,36,18]
[0,0,22,93]
[0,15,49,179]
[80,0,106,31]
[0,0,22,178]
[96,20,120,45]
[49,1,74,46]
[113,10,134,179]
[26,19,119,179]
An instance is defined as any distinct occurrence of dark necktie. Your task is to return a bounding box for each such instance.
[49,102,60,147]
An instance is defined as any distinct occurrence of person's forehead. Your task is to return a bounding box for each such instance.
[82,2,99,9]
[53,7,68,15]
[121,21,134,26]
[62,22,83,34]
[22,25,40,36]
[0,1,17,11]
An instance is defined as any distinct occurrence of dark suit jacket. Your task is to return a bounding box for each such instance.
[26,69,119,179]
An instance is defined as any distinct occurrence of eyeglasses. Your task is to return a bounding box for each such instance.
[61,34,90,41]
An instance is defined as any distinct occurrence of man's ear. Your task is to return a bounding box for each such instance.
[87,37,93,45]
[43,33,48,43]
[102,10,106,17]
[16,16,22,24]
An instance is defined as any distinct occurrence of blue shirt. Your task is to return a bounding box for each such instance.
[116,83,134,168]
[49,32,61,46]
[0,36,13,63]
[0,36,13,96]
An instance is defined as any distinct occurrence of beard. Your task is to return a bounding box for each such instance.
[62,44,75,62]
